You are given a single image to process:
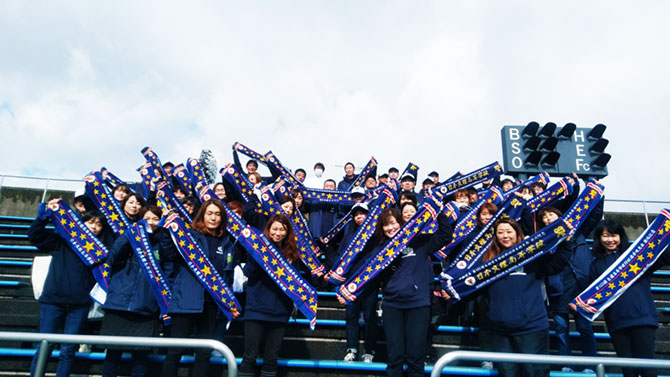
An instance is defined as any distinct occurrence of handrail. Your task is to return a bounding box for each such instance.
[0,174,83,183]
[0,331,237,377]
[431,350,670,377]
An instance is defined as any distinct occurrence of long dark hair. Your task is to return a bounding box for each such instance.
[277,195,296,216]
[290,188,305,211]
[264,214,299,262]
[483,217,525,262]
[81,210,110,240]
[592,219,629,259]
[120,193,146,221]
[112,184,131,198]
[191,199,227,237]
[138,205,162,220]
[373,208,404,244]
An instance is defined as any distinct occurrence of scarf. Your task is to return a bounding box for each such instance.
[160,212,241,320]
[338,195,449,302]
[256,186,324,275]
[173,163,195,197]
[221,163,255,203]
[38,200,110,293]
[433,162,503,197]
[125,220,172,322]
[572,209,670,321]
[84,171,131,236]
[348,158,378,190]
[197,185,319,329]
[441,181,605,301]
[325,187,398,284]
[433,187,503,260]
[526,175,576,213]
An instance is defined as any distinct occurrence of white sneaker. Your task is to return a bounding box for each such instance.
[582,369,595,374]
[561,367,575,373]
[344,349,357,362]
[481,361,493,369]
[361,353,374,363]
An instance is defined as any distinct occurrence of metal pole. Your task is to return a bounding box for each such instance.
[642,200,650,227]
[0,174,5,203]
[41,178,50,203]
[33,339,50,377]
[596,363,606,377]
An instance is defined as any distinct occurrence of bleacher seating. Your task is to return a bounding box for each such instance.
[0,214,669,376]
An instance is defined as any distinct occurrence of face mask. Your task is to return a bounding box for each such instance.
[314,168,324,177]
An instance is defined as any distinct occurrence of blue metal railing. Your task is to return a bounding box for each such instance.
[0,332,237,377]
[431,350,670,377]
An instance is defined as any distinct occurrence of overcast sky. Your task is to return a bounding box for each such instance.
[2,1,669,203]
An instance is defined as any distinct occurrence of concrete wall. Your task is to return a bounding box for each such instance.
[0,186,75,218]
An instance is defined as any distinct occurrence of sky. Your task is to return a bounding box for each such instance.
[1,1,669,203]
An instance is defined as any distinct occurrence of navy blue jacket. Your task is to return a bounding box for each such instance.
[343,227,383,300]
[548,200,603,314]
[381,212,452,309]
[28,217,97,306]
[102,230,172,316]
[160,230,236,314]
[243,251,295,323]
[337,176,356,191]
[333,221,360,258]
[306,200,339,239]
[486,240,572,335]
[589,250,670,333]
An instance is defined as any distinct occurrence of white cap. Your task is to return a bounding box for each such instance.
[351,202,369,213]
[351,186,366,196]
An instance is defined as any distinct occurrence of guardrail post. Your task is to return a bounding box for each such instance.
[642,200,650,227]
[34,339,50,377]
[41,179,51,203]
[0,174,5,202]
[596,363,605,377]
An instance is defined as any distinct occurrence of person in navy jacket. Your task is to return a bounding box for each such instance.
[160,199,238,377]
[333,203,379,363]
[373,201,452,377]
[482,217,572,377]
[540,200,602,372]
[99,205,171,377]
[28,200,110,377]
[571,219,670,377]
[337,162,356,191]
[238,214,300,377]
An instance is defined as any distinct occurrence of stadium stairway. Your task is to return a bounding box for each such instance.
[0,215,669,376]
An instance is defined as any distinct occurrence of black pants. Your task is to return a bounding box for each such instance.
[382,305,430,377]
[610,326,657,377]
[345,289,378,354]
[102,349,149,377]
[161,300,218,377]
[238,320,287,377]
[492,329,549,377]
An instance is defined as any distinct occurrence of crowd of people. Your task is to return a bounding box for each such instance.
[27,150,670,377]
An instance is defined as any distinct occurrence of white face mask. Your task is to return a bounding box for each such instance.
[314,168,324,177]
